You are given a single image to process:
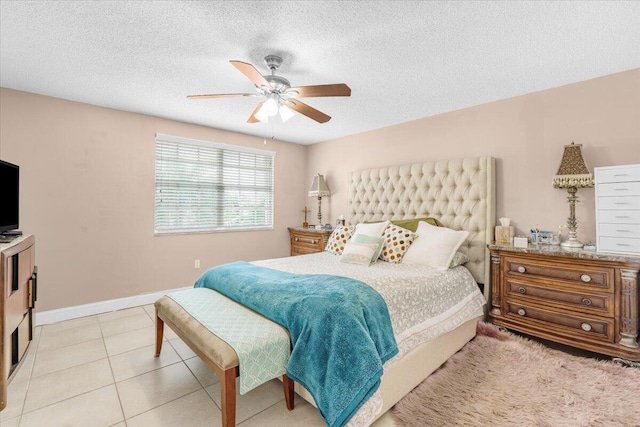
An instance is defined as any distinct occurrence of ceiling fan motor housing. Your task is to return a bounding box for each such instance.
[262,55,290,92]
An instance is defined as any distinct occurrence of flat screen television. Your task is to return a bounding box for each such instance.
[0,159,19,233]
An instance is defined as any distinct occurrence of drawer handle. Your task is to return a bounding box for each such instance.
[580,274,591,283]
[311,239,317,244]
[581,323,592,332]
[615,216,631,219]
[615,229,631,232]
[293,248,299,253]
[616,243,631,247]
[517,266,526,273]
[614,202,629,205]
[581,298,592,306]
[294,237,299,242]
[517,308,526,316]
[518,287,527,294]
[614,188,630,191]
[613,173,630,177]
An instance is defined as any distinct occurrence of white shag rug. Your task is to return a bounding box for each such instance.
[391,322,640,427]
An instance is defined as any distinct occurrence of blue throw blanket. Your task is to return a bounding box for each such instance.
[194,261,398,427]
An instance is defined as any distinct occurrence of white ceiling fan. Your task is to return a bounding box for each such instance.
[188,55,351,124]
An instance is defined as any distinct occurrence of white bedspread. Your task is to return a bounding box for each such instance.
[254,252,486,426]
[255,252,486,349]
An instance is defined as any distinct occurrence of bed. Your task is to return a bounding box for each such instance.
[156,156,496,426]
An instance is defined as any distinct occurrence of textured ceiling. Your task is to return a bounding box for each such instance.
[1,1,639,145]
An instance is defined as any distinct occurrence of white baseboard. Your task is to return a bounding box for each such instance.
[35,286,191,326]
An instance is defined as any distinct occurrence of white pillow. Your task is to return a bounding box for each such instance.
[340,242,380,266]
[352,234,385,263]
[402,222,469,270]
[354,220,390,238]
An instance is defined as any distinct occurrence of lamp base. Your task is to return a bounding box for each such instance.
[561,239,584,249]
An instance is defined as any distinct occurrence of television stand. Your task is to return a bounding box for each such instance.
[0,231,22,243]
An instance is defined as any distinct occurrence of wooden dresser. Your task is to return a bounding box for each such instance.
[488,243,639,361]
[288,227,332,256]
[1,235,37,411]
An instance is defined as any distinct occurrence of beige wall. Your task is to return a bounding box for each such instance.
[308,69,640,245]
[1,68,638,311]
[0,88,308,311]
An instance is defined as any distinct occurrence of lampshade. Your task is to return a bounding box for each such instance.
[308,174,331,197]
[279,104,295,122]
[552,142,594,189]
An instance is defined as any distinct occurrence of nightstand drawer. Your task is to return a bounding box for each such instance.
[288,227,331,256]
[505,280,613,317]
[292,235,323,248]
[504,256,613,292]
[291,245,320,256]
[505,301,614,343]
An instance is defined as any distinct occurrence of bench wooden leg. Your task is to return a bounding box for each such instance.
[283,374,294,411]
[155,312,164,357]
[221,368,236,427]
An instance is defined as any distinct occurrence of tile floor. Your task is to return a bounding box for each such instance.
[0,305,399,427]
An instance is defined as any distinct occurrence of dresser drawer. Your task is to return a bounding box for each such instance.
[595,165,640,183]
[597,195,640,210]
[598,223,640,238]
[597,181,640,197]
[597,209,640,224]
[504,256,614,292]
[505,301,614,343]
[598,236,640,255]
[505,280,613,317]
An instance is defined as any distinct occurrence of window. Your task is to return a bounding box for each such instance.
[155,134,275,234]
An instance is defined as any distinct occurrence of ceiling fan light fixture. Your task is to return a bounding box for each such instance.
[263,97,279,116]
[279,104,295,122]
[254,104,269,122]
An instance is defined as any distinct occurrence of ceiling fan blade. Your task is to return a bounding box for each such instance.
[230,60,273,90]
[187,93,258,99]
[247,102,265,123]
[286,84,351,98]
[286,99,331,123]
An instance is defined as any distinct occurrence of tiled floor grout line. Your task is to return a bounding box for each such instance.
[15,327,42,421]
[123,385,205,425]
[101,319,127,426]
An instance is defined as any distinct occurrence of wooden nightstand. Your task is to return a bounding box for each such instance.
[488,243,640,361]
[288,227,332,256]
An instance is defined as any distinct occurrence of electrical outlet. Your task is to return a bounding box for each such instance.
[194,260,200,269]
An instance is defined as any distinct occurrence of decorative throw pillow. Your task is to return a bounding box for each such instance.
[352,234,385,263]
[325,225,356,255]
[389,217,443,232]
[354,220,390,238]
[449,251,470,268]
[340,242,380,266]
[365,217,443,232]
[403,221,469,270]
[379,224,417,263]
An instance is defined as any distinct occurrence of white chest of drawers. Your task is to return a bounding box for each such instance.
[595,164,640,255]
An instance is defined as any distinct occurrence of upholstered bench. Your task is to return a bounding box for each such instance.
[154,295,295,427]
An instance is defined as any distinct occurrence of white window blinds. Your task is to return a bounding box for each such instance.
[155,134,275,234]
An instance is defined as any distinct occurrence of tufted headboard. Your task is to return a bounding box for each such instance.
[347,157,496,288]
